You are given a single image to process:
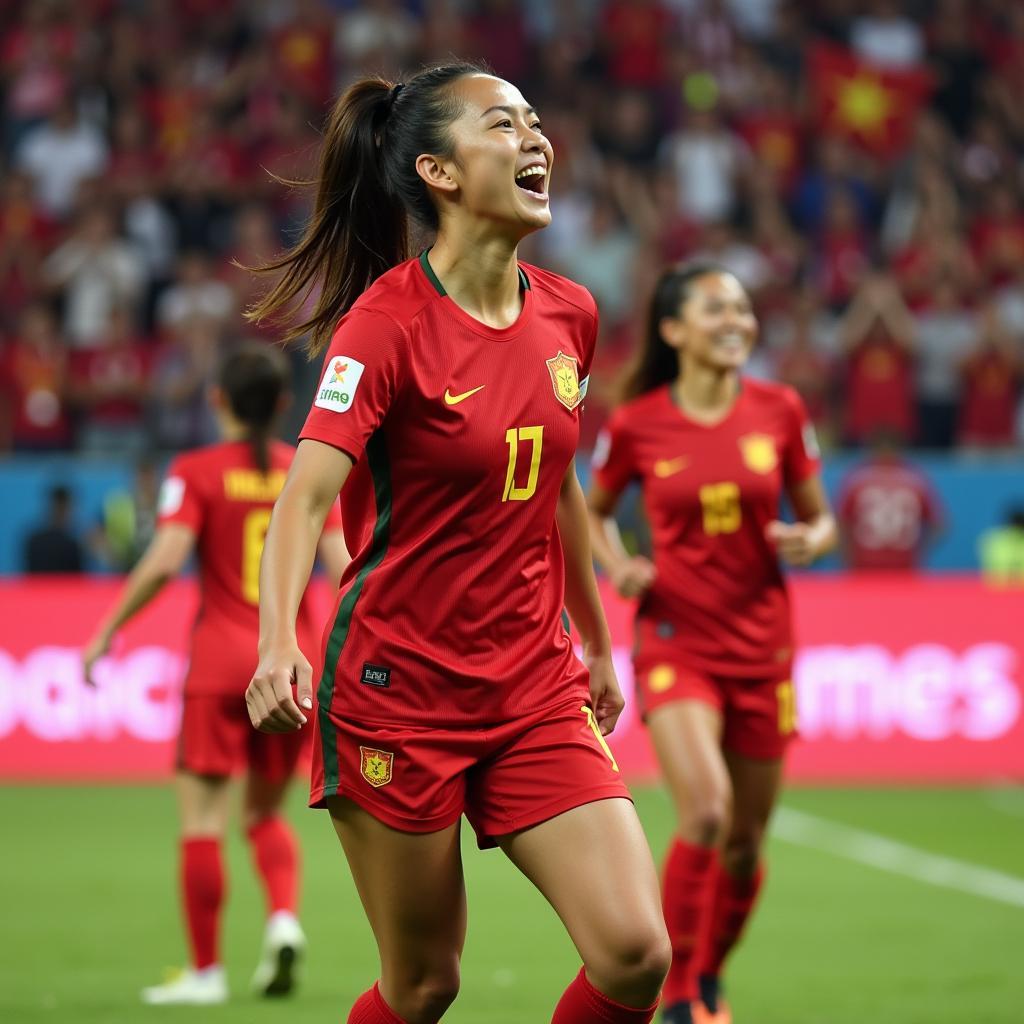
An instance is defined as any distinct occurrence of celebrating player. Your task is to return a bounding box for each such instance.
[587,265,837,1024]
[244,64,670,1024]
[83,344,348,1005]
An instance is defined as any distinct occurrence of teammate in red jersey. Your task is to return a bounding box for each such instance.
[587,264,837,1024]
[243,63,670,1024]
[83,344,347,1006]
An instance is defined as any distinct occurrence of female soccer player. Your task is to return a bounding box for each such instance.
[587,265,837,1024]
[83,344,348,1005]
[244,64,670,1024]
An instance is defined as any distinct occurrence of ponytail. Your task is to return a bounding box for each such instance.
[218,344,290,474]
[620,262,728,401]
[246,62,487,357]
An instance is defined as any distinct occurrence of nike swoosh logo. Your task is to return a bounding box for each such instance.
[444,385,486,406]
[653,457,689,478]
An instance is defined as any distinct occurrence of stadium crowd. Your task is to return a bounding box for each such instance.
[1,0,1024,456]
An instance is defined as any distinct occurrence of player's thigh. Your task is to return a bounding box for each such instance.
[646,683,731,841]
[245,724,306,822]
[499,797,669,999]
[176,770,232,836]
[722,749,784,875]
[327,797,467,988]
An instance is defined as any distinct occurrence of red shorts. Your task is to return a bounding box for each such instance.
[310,696,630,848]
[177,693,308,782]
[634,658,798,761]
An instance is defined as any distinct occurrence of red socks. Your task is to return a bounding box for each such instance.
[661,839,718,1006]
[180,837,224,969]
[348,983,408,1023]
[247,816,300,914]
[552,968,659,1023]
[701,864,764,978]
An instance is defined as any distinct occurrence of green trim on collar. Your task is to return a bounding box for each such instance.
[419,249,530,295]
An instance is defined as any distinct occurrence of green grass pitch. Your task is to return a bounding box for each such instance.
[3,785,1022,1023]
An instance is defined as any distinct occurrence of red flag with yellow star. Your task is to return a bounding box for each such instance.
[808,43,933,158]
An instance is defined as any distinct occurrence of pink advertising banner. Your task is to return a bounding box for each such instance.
[1,576,1021,783]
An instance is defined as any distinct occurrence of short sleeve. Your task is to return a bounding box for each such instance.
[590,409,636,498]
[781,389,821,487]
[157,456,203,532]
[299,308,408,463]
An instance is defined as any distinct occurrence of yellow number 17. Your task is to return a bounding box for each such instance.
[503,426,544,502]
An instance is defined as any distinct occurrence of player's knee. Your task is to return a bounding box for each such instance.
[722,825,765,877]
[389,964,461,1023]
[686,793,731,847]
[592,922,671,1002]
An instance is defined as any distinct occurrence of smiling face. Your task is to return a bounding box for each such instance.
[663,271,758,372]
[419,75,553,236]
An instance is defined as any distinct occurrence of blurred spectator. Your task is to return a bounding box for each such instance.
[659,107,746,225]
[156,250,235,337]
[89,460,161,573]
[792,137,875,235]
[0,302,70,452]
[44,205,145,347]
[335,0,419,76]
[913,276,977,448]
[149,316,221,451]
[22,484,84,574]
[978,505,1024,585]
[850,0,924,69]
[837,433,944,571]
[0,170,54,328]
[600,0,675,89]
[67,306,151,455]
[840,275,917,446]
[14,96,107,220]
[812,189,870,311]
[957,304,1022,449]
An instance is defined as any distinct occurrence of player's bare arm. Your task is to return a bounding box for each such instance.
[585,481,656,600]
[766,475,838,567]
[557,461,623,735]
[82,523,196,685]
[248,439,352,734]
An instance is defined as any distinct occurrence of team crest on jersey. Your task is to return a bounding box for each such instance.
[359,746,394,788]
[545,352,583,411]
[739,433,778,474]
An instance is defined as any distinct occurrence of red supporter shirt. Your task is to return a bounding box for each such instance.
[958,349,1020,445]
[300,254,596,727]
[837,458,941,570]
[592,381,820,676]
[844,333,915,443]
[158,440,342,694]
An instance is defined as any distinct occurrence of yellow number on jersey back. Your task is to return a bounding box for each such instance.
[241,508,273,605]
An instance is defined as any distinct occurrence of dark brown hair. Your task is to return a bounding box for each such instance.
[620,262,730,401]
[246,62,487,356]
[219,343,290,473]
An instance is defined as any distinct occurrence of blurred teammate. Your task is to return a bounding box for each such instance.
[587,265,837,1024]
[83,344,347,1005]
[244,64,670,1024]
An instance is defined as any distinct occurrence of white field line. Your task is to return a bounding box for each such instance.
[771,807,1024,909]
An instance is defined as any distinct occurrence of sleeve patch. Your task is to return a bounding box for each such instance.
[591,428,611,470]
[314,356,367,414]
[158,476,186,516]
[802,421,821,460]
[579,374,590,400]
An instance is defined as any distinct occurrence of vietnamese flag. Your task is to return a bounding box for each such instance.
[808,43,933,158]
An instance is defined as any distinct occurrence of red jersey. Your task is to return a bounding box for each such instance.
[592,380,820,676]
[837,458,941,570]
[844,333,915,443]
[958,348,1020,445]
[158,440,342,694]
[300,253,596,727]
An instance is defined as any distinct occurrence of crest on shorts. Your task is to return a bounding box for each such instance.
[648,665,677,693]
[359,746,394,788]
[739,433,778,475]
[546,352,583,411]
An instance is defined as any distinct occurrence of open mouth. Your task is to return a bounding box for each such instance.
[515,165,547,195]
